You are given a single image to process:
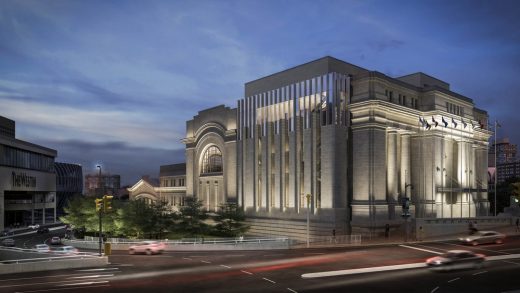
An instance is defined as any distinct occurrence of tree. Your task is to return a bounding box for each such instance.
[178,197,208,236]
[213,203,249,237]
[490,177,520,214]
[60,196,98,232]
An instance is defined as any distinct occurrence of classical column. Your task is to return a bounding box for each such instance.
[387,131,398,202]
[400,134,411,196]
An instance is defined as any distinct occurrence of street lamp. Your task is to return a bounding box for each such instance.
[96,165,102,197]
[494,120,498,217]
[96,165,102,256]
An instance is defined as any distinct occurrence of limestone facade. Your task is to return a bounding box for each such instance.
[182,57,491,239]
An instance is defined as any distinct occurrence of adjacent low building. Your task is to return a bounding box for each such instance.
[0,116,57,230]
[128,163,187,210]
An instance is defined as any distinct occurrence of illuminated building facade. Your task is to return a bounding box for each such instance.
[184,56,492,238]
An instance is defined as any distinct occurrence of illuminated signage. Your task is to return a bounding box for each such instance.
[12,172,36,188]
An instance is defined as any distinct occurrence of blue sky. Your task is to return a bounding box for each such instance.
[1,0,519,185]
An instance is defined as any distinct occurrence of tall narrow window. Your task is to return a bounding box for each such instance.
[200,146,223,175]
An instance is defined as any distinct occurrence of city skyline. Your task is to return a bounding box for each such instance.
[1,0,519,185]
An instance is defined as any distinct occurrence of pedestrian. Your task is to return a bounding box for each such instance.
[516,218,519,232]
[385,224,390,238]
[332,229,336,243]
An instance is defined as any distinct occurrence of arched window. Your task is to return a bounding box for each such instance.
[201,146,223,175]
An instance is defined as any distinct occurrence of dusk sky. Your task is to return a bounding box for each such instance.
[1,0,519,186]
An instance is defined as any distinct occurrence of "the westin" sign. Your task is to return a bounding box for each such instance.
[12,172,36,188]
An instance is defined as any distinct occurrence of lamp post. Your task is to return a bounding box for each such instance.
[96,165,102,256]
[494,120,497,217]
[306,193,311,248]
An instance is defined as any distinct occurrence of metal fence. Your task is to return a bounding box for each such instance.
[83,236,290,246]
[306,234,362,245]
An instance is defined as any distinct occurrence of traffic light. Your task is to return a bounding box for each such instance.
[103,195,114,212]
[402,197,410,217]
[95,198,103,212]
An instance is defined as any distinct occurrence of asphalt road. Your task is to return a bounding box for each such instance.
[1,235,519,293]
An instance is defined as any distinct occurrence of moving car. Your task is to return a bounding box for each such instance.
[28,224,40,229]
[128,241,166,255]
[50,236,61,245]
[426,250,485,271]
[51,246,79,254]
[458,231,506,246]
[33,244,50,252]
[1,230,14,237]
[37,227,50,234]
[1,238,15,247]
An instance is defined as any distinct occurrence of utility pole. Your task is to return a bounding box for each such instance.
[95,198,103,256]
[306,194,311,248]
[494,120,498,217]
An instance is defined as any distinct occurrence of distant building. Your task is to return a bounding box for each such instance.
[55,162,83,218]
[0,116,57,230]
[128,163,186,210]
[487,138,520,185]
[489,138,517,167]
[85,173,121,197]
[496,162,520,184]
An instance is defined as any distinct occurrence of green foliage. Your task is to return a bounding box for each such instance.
[490,177,520,213]
[60,196,99,232]
[178,197,208,236]
[115,199,176,239]
[213,203,249,237]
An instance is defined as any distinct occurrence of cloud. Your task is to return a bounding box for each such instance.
[1,98,183,149]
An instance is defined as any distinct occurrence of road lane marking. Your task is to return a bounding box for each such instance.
[304,253,325,255]
[501,260,520,265]
[263,254,284,257]
[183,257,192,260]
[0,273,114,282]
[241,270,253,275]
[220,265,232,269]
[399,244,443,255]
[302,262,427,278]
[14,284,110,293]
[439,242,511,255]
[201,260,211,264]
[487,254,520,261]
[473,271,488,275]
[447,277,460,283]
[287,288,298,293]
[263,277,276,284]
[76,268,119,272]
[57,281,109,287]
[225,254,245,257]
[67,274,114,279]
[431,286,439,293]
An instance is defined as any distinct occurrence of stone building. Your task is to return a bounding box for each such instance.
[181,56,492,239]
[127,163,186,210]
[126,56,492,239]
[182,105,237,212]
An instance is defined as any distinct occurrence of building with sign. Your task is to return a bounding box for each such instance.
[0,116,57,231]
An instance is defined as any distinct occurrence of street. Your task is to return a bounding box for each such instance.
[1,231,519,293]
